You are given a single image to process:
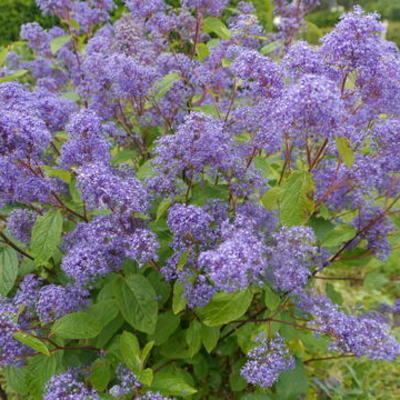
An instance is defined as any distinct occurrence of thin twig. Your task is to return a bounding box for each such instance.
[0,231,34,260]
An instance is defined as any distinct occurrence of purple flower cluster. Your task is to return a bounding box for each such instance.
[109,364,141,397]
[181,0,229,16]
[62,215,158,283]
[0,300,30,366]
[297,292,400,361]
[267,226,318,292]
[44,370,100,400]
[6,209,36,243]
[241,334,295,388]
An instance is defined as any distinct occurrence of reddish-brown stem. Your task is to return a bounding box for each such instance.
[304,354,354,364]
[0,231,34,260]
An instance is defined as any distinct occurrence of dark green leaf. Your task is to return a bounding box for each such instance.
[0,247,18,296]
[149,311,180,345]
[201,325,220,353]
[280,171,315,226]
[203,17,231,39]
[120,331,141,370]
[172,281,186,314]
[51,312,103,339]
[90,360,112,392]
[150,372,197,397]
[114,274,158,334]
[185,320,202,358]
[31,210,63,265]
[197,290,253,326]
[13,333,50,356]
[275,360,308,400]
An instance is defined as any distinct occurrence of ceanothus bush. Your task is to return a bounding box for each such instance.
[0,0,399,398]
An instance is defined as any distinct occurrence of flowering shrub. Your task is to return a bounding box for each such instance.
[0,0,399,398]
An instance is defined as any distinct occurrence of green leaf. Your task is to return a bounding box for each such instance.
[203,17,231,40]
[31,210,63,265]
[89,299,119,326]
[114,274,158,334]
[13,333,50,356]
[261,187,282,210]
[260,40,281,55]
[120,331,141,370]
[111,149,137,165]
[156,198,172,221]
[152,72,181,102]
[149,311,180,345]
[141,341,155,365]
[50,35,72,54]
[42,166,72,183]
[150,372,197,397]
[322,224,356,247]
[335,136,355,168]
[137,368,153,386]
[90,360,111,392]
[264,286,281,311]
[280,171,315,226]
[185,320,202,358]
[326,283,343,305]
[201,325,219,353]
[172,281,186,315]
[0,247,18,296]
[26,353,62,399]
[197,290,253,326]
[51,312,103,339]
[275,360,308,400]
[0,47,8,66]
[0,69,28,83]
[196,42,209,60]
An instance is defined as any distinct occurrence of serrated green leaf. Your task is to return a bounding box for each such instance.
[0,247,18,296]
[275,360,308,400]
[42,166,72,183]
[264,286,281,311]
[50,35,72,54]
[197,290,253,326]
[260,40,281,55]
[90,360,111,392]
[336,136,355,168]
[172,281,186,314]
[185,320,202,358]
[196,42,209,61]
[0,47,8,66]
[261,187,282,210]
[152,72,181,102]
[120,331,141,370]
[322,224,357,247]
[149,311,180,345]
[114,275,158,334]
[150,372,197,397]
[13,333,50,356]
[0,69,28,83]
[156,198,172,221]
[137,368,153,386]
[51,312,103,339]
[280,171,315,226]
[89,299,119,326]
[31,210,63,265]
[201,325,219,353]
[203,17,231,40]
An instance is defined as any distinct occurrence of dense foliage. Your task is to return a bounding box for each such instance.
[0,0,399,399]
